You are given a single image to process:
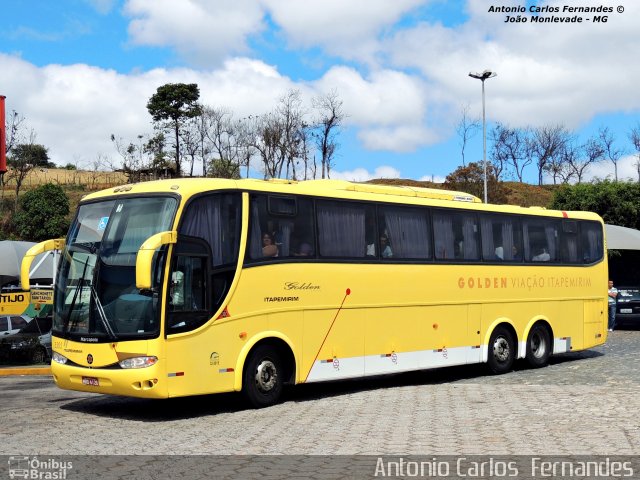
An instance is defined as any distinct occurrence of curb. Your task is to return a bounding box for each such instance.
[0,366,52,376]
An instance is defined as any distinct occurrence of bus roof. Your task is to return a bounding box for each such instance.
[80,178,603,222]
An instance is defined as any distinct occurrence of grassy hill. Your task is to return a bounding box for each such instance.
[368,178,556,208]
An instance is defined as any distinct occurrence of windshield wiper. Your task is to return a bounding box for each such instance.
[69,241,99,254]
[63,257,90,337]
[89,284,117,340]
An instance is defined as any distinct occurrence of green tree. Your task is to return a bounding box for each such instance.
[9,144,50,167]
[444,162,507,203]
[207,158,241,179]
[146,83,201,178]
[6,141,51,207]
[551,181,640,230]
[13,183,70,241]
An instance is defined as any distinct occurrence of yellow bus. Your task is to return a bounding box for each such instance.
[21,179,607,407]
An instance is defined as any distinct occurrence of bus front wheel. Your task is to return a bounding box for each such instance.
[242,345,284,408]
[487,326,515,374]
[526,324,551,368]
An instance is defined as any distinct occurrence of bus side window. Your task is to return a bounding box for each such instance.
[581,221,603,263]
[317,200,371,258]
[247,195,316,261]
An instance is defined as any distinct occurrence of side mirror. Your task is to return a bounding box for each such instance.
[21,239,65,291]
[135,231,177,290]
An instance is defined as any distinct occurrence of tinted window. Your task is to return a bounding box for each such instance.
[180,193,242,268]
[480,214,523,262]
[0,317,8,331]
[581,222,604,263]
[378,205,431,259]
[247,195,316,261]
[561,221,580,263]
[317,201,373,258]
[434,210,480,261]
[523,218,560,263]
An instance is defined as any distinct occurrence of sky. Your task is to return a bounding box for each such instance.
[1,0,639,184]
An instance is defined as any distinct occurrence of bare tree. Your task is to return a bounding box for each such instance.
[233,117,256,178]
[2,110,25,188]
[4,110,24,156]
[276,89,306,180]
[5,130,39,210]
[85,154,110,189]
[456,104,481,168]
[532,125,569,185]
[543,129,575,185]
[628,124,640,182]
[565,137,604,184]
[554,142,577,184]
[111,134,142,182]
[252,112,283,179]
[598,126,623,181]
[180,119,201,177]
[312,90,344,179]
[490,124,530,182]
[201,106,241,179]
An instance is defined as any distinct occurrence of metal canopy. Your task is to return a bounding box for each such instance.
[0,240,55,289]
[605,224,640,250]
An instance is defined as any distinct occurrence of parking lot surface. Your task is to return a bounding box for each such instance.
[2,331,639,456]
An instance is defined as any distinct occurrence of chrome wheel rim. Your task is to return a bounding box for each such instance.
[255,360,277,393]
[493,336,510,363]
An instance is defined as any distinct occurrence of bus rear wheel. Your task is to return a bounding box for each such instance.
[242,345,284,408]
[526,324,551,368]
[487,326,515,374]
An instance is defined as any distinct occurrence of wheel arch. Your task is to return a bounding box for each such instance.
[233,331,297,392]
[520,317,554,359]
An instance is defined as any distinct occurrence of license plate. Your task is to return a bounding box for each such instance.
[82,376,99,386]
[620,308,633,314]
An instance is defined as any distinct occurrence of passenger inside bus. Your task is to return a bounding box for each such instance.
[380,234,393,258]
[532,247,551,262]
[262,232,278,257]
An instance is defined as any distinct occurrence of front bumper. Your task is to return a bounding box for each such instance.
[51,361,168,398]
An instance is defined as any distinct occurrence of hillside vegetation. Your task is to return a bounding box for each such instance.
[369,178,556,208]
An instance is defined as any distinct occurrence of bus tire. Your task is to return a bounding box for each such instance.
[526,324,551,368]
[242,345,284,408]
[487,326,515,374]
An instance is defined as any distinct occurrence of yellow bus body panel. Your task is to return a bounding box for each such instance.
[48,178,608,399]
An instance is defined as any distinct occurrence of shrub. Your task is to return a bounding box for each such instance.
[13,183,70,242]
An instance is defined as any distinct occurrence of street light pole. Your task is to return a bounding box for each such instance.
[468,70,496,204]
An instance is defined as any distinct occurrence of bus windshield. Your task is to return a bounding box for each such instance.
[54,196,178,340]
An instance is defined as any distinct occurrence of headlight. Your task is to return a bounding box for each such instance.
[52,352,68,364]
[119,356,158,369]
[11,341,28,350]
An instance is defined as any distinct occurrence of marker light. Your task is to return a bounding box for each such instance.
[119,356,158,369]
[52,352,68,365]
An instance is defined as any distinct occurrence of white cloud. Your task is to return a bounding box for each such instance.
[583,155,640,183]
[385,1,640,131]
[314,66,442,152]
[263,0,427,62]
[0,54,299,169]
[124,0,265,66]
[331,165,401,182]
